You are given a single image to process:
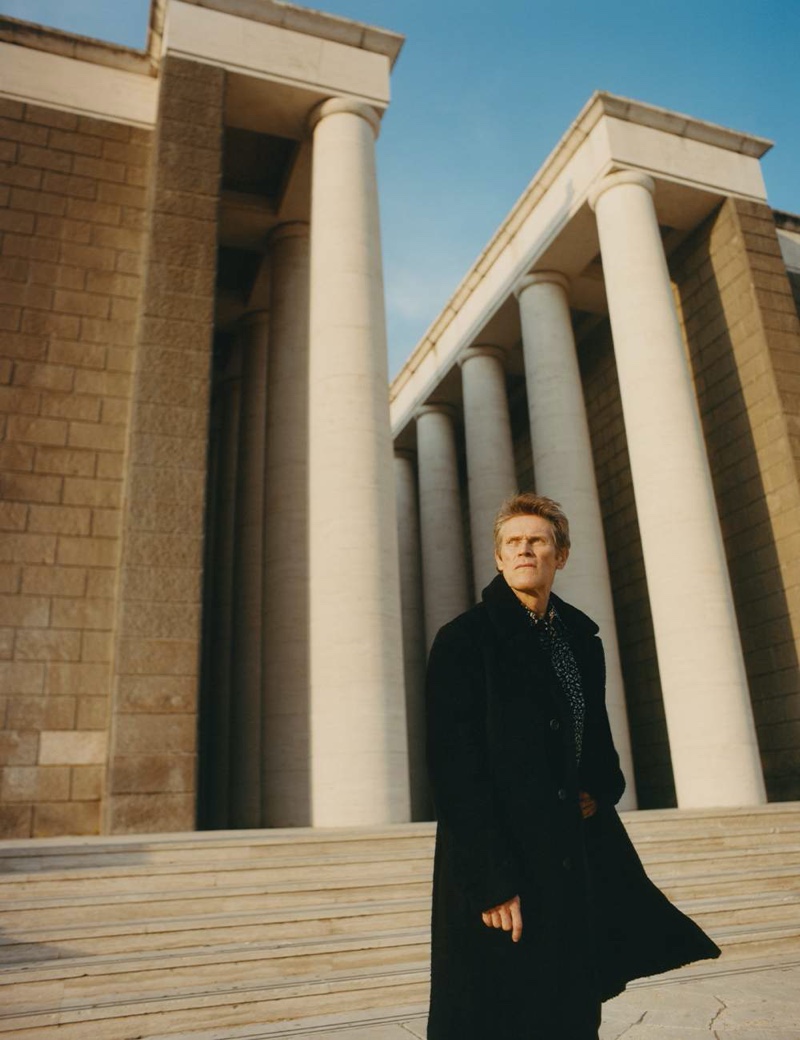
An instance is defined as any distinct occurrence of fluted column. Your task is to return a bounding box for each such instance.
[515,272,636,808]
[460,346,517,597]
[261,223,310,827]
[395,449,431,820]
[229,310,269,827]
[416,404,471,649]
[307,98,410,826]
[589,170,765,807]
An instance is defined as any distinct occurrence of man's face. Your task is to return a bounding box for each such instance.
[494,514,568,599]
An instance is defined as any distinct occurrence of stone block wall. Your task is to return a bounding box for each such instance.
[672,198,800,801]
[105,56,224,834]
[0,98,151,837]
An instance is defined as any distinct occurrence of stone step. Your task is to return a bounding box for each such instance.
[2,836,799,904]
[1,917,797,1040]
[0,875,432,927]
[0,962,431,1040]
[1,864,796,948]
[1,807,798,1038]
[0,848,434,898]
[146,1001,431,1040]
[1,804,798,875]
[1,870,796,965]
[2,890,796,980]
[0,899,431,964]
[0,929,429,1001]
[637,843,800,872]
[0,904,792,1001]
[0,825,437,874]
[676,890,800,928]
[2,852,797,929]
[144,951,800,1040]
[658,862,800,899]
[626,827,800,855]
[3,869,799,946]
[621,803,800,837]
[708,920,800,960]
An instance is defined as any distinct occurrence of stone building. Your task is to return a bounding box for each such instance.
[391,95,800,816]
[1,1,799,840]
[0,0,409,838]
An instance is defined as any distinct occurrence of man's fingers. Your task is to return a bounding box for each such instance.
[481,895,522,941]
[510,898,523,942]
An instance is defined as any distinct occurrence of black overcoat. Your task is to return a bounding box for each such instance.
[426,575,720,1040]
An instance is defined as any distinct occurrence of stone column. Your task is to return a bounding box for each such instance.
[416,404,471,649]
[261,223,311,827]
[515,272,636,808]
[307,98,410,826]
[229,310,268,828]
[589,171,766,807]
[394,449,431,820]
[459,346,518,597]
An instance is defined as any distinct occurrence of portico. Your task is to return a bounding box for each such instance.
[390,93,797,811]
[179,4,411,829]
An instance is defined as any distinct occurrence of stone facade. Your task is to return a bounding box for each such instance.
[106,54,224,835]
[1,1,408,838]
[2,2,800,837]
[0,95,151,838]
[672,198,800,801]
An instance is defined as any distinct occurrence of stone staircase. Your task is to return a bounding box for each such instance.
[0,803,799,1039]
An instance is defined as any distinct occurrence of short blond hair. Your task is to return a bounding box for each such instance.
[493,493,570,555]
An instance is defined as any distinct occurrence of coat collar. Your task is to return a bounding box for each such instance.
[481,573,599,643]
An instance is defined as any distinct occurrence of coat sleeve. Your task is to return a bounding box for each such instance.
[426,621,523,912]
[579,635,627,807]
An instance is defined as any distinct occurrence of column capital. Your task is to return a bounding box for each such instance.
[514,271,569,300]
[588,170,655,211]
[308,98,382,138]
[394,446,417,463]
[458,344,507,368]
[267,221,309,247]
[415,402,457,422]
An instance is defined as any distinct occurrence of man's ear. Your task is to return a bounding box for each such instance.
[555,547,569,571]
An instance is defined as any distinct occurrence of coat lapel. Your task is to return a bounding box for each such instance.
[481,575,566,720]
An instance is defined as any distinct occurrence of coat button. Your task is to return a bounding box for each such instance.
[557,788,568,801]
[562,856,572,871]
[549,718,560,731]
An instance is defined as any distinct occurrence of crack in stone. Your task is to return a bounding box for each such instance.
[708,995,727,1032]
[614,1010,648,1038]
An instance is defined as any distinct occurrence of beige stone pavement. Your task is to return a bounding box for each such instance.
[159,954,800,1039]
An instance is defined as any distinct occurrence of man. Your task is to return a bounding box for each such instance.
[426,493,719,1039]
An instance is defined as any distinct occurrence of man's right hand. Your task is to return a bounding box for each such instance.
[481,894,522,942]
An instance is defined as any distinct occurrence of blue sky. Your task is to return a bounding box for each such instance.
[3,0,797,375]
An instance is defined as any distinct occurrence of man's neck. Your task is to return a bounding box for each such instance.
[513,588,551,616]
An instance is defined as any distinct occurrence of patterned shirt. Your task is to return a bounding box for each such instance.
[524,601,585,763]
